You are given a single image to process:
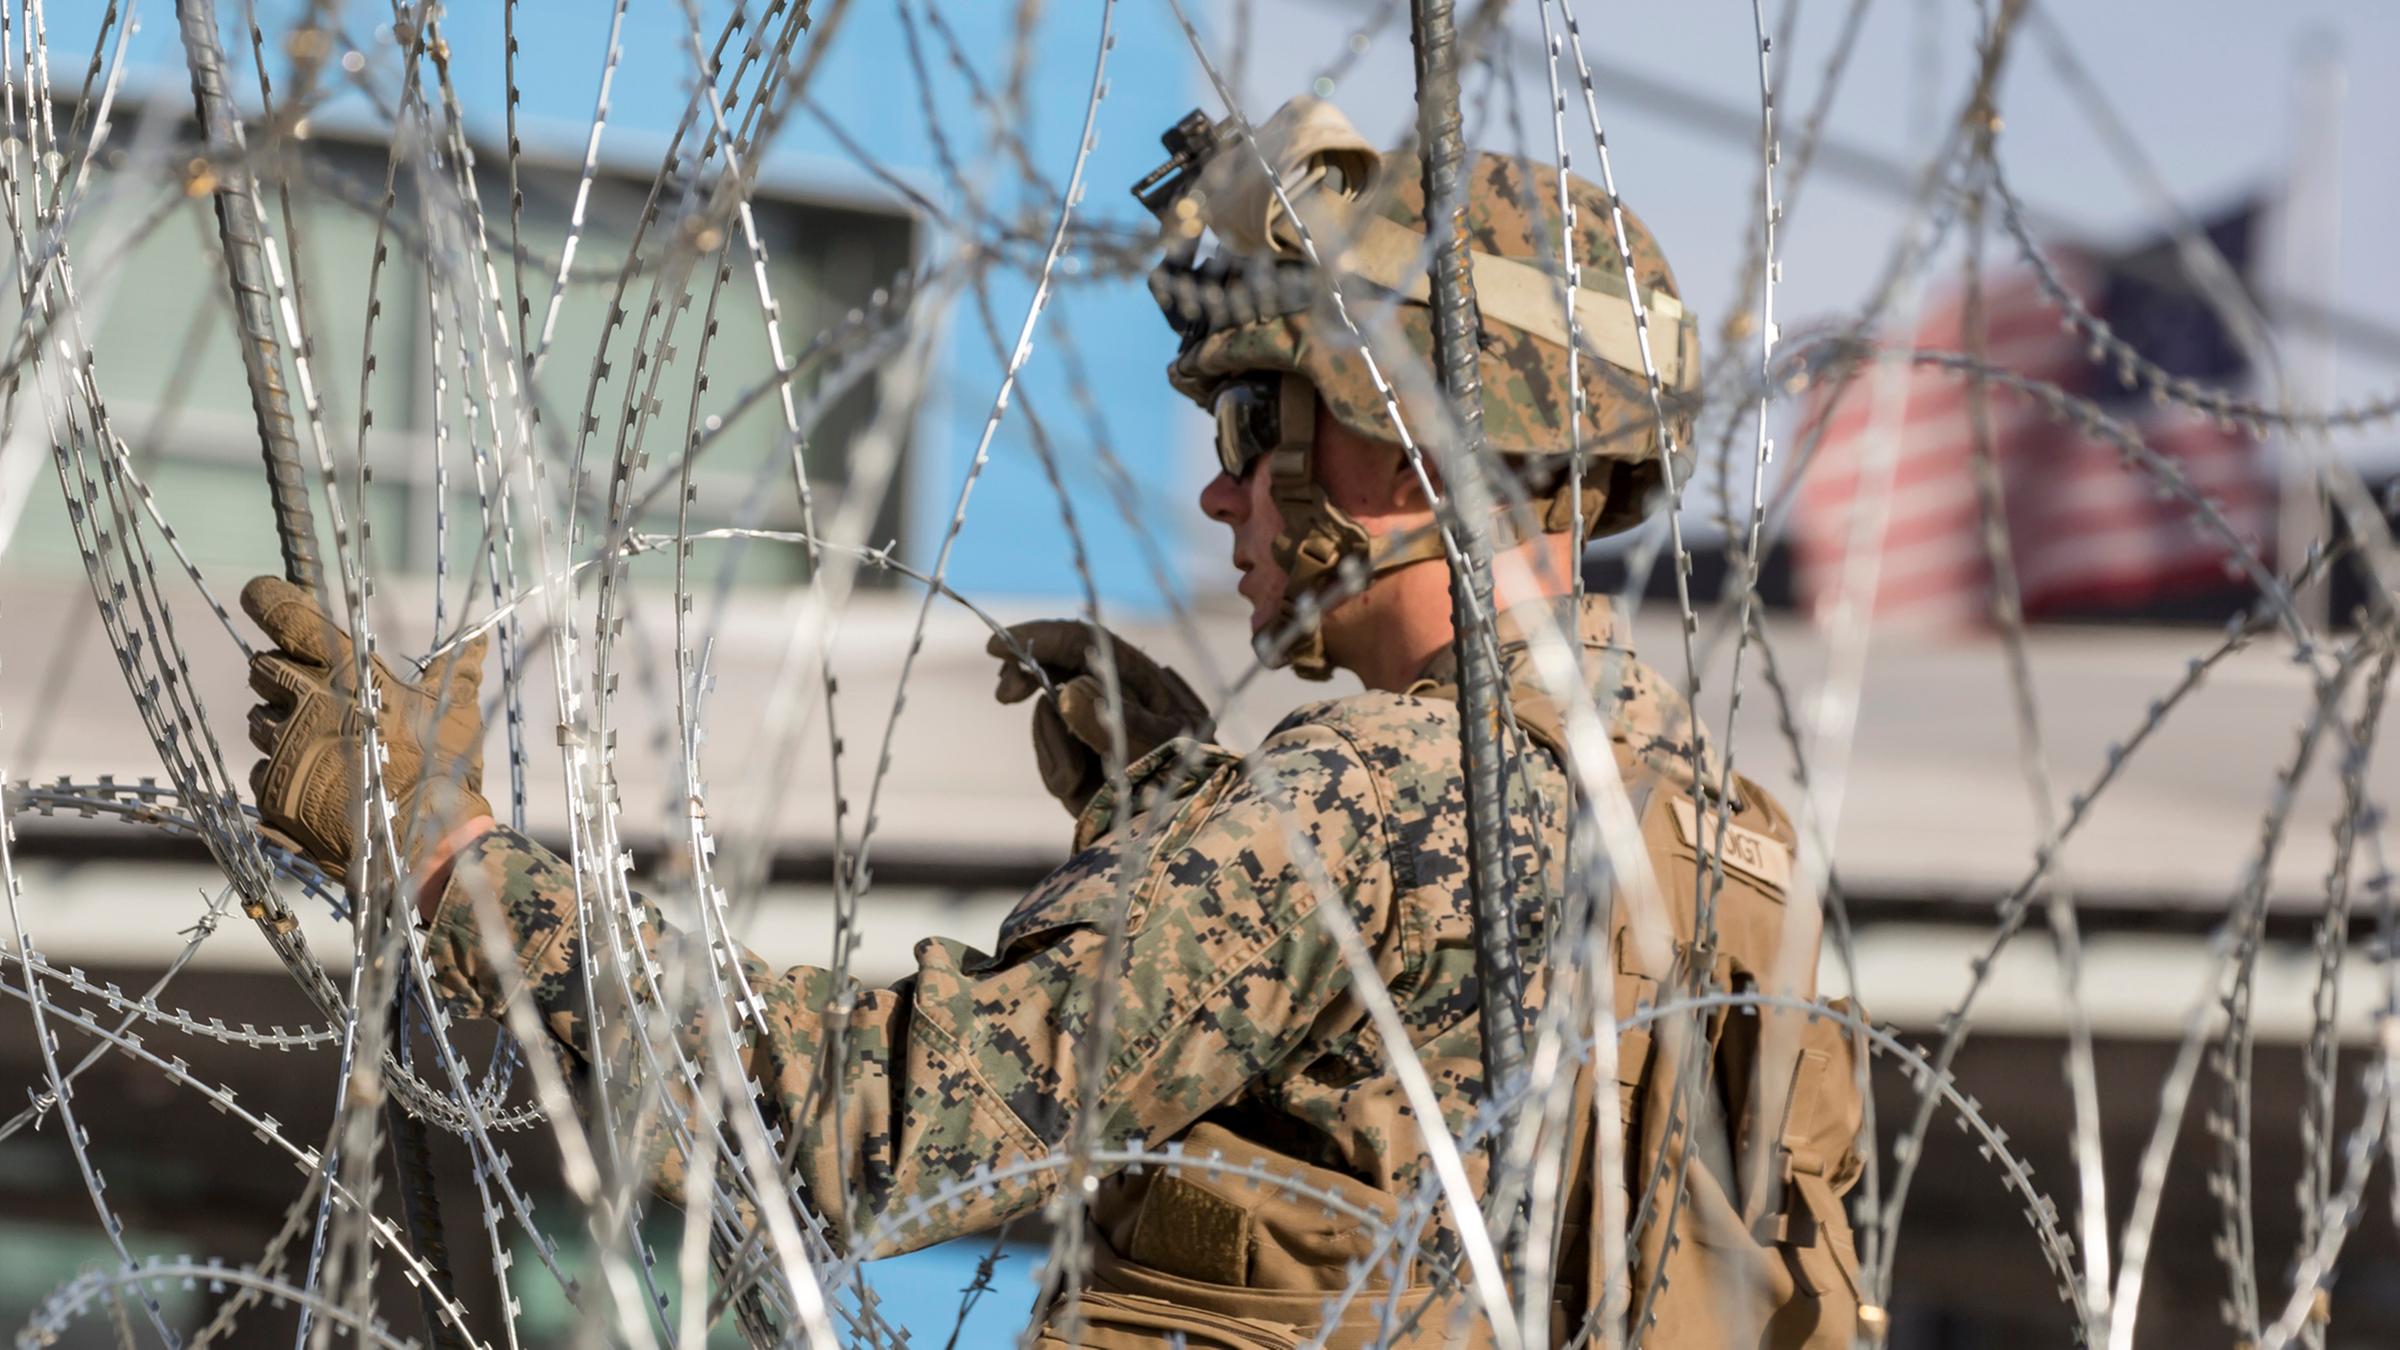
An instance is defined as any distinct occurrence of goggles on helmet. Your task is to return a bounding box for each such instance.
[1212,372,1314,479]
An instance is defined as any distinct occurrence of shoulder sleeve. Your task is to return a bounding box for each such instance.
[1067,733,1240,852]
[422,824,591,1045]
[830,715,1400,1249]
[419,721,1403,1258]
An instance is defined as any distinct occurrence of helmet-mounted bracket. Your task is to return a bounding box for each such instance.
[1132,108,1223,232]
[1138,98,1384,272]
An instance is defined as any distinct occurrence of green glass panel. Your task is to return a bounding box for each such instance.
[8,130,911,592]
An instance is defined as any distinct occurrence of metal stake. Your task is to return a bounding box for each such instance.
[1410,0,1526,1194]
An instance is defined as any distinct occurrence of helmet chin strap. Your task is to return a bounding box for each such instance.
[1263,523,1450,681]
[1256,373,1449,681]
[1247,373,1602,681]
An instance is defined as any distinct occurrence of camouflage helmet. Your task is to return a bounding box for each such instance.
[1149,98,1700,539]
[1141,97,1701,678]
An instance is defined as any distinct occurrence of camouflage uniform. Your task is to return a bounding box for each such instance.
[423,595,1863,1348]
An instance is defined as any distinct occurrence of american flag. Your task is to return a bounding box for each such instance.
[1793,206,2275,631]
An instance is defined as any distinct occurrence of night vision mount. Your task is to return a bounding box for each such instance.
[1130,108,1223,221]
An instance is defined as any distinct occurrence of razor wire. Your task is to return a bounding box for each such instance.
[0,1,2397,1347]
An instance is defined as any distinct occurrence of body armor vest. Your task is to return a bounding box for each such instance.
[1034,671,1865,1349]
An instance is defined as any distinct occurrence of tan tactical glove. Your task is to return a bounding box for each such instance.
[241,576,490,874]
[986,620,1214,819]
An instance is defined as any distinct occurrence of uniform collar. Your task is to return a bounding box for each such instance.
[1406,593,1630,693]
[1405,594,1723,790]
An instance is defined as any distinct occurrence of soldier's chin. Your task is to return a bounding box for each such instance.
[1245,589,1283,636]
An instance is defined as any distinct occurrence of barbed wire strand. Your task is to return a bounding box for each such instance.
[9,2,2400,1347]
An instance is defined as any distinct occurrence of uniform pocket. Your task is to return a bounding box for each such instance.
[991,754,1244,960]
[1776,1004,1866,1305]
[1780,1004,1867,1187]
[1783,1171,1862,1302]
[992,845,1140,955]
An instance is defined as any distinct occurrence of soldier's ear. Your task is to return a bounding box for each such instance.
[1313,406,1428,518]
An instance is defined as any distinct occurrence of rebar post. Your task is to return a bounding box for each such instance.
[178,4,467,1345]
[1410,0,1526,1175]
[177,0,320,593]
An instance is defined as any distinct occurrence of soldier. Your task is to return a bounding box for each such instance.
[239,97,1863,1349]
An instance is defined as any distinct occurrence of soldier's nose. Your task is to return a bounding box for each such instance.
[1198,469,1245,525]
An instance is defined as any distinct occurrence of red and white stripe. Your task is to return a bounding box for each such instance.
[1791,260,2272,633]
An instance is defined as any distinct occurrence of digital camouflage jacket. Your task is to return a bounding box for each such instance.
[423,596,1862,1348]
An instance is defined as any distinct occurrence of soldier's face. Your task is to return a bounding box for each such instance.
[1198,401,1433,639]
[1198,441,1290,636]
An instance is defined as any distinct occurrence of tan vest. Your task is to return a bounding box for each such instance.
[1040,1121,1549,1349]
[1596,768,1866,1350]
[1035,684,1866,1350]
